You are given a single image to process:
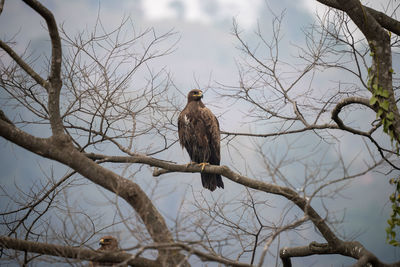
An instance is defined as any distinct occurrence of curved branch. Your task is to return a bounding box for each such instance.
[334,0,400,144]
[84,152,400,265]
[22,0,64,136]
[0,118,187,266]
[280,241,400,267]
[331,97,400,169]
[1,102,394,265]
[136,242,251,267]
[0,236,158,267]
[316,0,400,36]
[84,152,341,247]
[331,96,375,136]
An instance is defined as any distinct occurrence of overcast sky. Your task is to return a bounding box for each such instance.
[0,0,399,265]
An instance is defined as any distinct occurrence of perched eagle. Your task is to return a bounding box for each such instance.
[178,89,224,191]
[89,236,125,267]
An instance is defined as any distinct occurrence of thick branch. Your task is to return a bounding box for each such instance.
[138,242,251,267]
[330,97,400,169]
[0,236,158,267]
[22,0,64,136]
[316,0,400,36]
[84,152,341,247]
[280,241,400,267]
[0,110,13,125]
[86,152,399,265]
[334,0,400,143]
[0,118,187,266]
[331,97,374,136]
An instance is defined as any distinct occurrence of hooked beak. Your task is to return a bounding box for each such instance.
[194,90,203,98]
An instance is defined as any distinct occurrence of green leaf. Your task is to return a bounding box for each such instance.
[390,130,395,142]
[384,120,393,133]
[378,90,390,98]
[377,109,384,118]
[381,90,389,98]
[387,112,395,121]
[381,100,390,111]
[370,96,377,106]
[396,206,400,214]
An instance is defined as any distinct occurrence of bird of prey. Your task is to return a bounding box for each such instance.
[178,89,224,191]
[89,236,125,267]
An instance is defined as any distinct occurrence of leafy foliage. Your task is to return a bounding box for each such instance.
[368,49,400,247]
[387,177,400,247]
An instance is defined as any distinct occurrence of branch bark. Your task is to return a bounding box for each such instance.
[1,1,187,265]
[21,0,64,136]
[0,236,159,267]
[0,117,187,266]
[334,0,400,143]
[84,152,341,246]
[316,0,400,36]
[280,241,400,267]
[81,152,400,266]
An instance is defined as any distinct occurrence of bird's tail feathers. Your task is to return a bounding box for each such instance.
[201,173,224,191]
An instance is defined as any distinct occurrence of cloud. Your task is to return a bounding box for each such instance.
[298,0,328,16]
[142,0,181,20]
[141,0,263,29]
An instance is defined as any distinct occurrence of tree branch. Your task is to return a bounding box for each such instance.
[280,241,400,267]
[316,0,400,36]
[331,97,400,170]
[0,235,159,267]
[335,0,400,144]
[0,40,49,89]
[21,0,64,136]
[84,152,341,247]
[0,117,187,266]
[84,152,400,265]
[331,96,374,136]
[220,123,339,138]
[21,0,61,85]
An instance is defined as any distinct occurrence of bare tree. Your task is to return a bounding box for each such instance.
[0,0,400,266]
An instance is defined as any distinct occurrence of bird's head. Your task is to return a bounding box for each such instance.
[187,89,203,102]
[99,236,119,250]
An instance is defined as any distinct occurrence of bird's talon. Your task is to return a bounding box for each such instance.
[198,162,209,172]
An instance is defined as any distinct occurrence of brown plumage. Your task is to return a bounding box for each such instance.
[178,89,224,191]
[89,236,125,267]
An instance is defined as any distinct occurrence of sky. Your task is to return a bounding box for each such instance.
[0,0,399,266]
